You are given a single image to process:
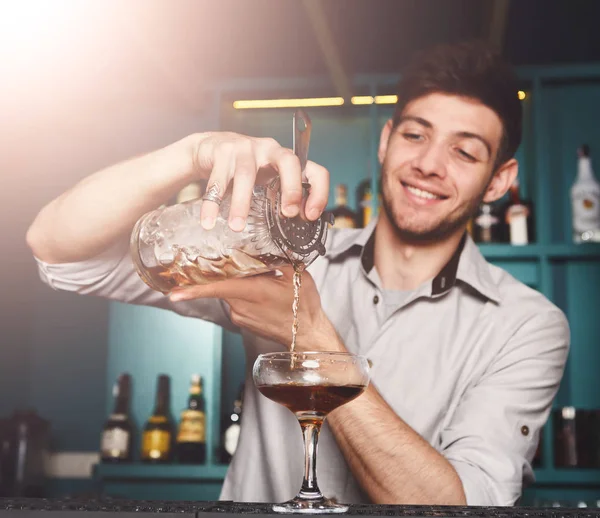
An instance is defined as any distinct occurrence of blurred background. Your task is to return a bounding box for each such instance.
[1,0,600,507]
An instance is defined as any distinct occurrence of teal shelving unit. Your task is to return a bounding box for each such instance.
[96,63,600,503]
[95,464,229,480]
[94,303,229,500]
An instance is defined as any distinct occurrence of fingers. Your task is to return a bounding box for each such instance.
[304,161,330,220]
[169,275,262,302]
[195,134,329,230]
[169,280,238,302]
[200,144,232,230]
[228,149,258,232]
[264,143,303,218]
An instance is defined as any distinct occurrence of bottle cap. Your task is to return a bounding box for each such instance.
[578,144,590,158]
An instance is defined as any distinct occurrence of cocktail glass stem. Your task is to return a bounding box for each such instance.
[297,419,323,500]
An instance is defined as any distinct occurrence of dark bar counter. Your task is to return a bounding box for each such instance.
[1,499,599,518]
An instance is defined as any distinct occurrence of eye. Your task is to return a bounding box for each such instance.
[402,132,423,142]
[455,147,477,162]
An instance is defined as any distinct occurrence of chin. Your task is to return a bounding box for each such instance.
[385,207,467,244]
[395,225,454,244]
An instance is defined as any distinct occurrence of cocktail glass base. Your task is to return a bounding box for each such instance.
[272,496,348,514]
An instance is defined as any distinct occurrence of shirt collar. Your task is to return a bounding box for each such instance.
[455,234,502,303]
[325,218,501,304]
[325,218,378,260]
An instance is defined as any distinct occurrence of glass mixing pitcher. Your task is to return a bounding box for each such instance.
[130,110,333,294]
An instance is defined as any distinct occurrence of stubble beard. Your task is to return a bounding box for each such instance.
[380,165,488,244]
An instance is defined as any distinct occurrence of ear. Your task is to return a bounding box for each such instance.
[378,119,394,165]
[482,158,519,203]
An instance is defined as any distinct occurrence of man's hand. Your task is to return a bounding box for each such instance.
[169,267,344,352]
[27,131,329,265]
[191,133,329,232]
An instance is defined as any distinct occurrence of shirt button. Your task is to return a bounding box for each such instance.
[521,425,529,436]
[373,295,379,305]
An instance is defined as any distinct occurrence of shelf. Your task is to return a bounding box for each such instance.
[478,244,545,259]
[533,468,600,486]
[94,463,229,481]
[544,244,600,259]
[477,243,600,260]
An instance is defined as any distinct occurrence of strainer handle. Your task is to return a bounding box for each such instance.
[293,109,312,182]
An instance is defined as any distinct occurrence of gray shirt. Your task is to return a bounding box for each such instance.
[34,219,570,506]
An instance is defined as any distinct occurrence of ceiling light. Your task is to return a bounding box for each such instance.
[375,95,398,104]
[351,96,374,105]
[232,97,345,109]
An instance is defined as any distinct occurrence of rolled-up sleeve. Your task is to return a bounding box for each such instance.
[439,308,570,506]
[34,238,236,331]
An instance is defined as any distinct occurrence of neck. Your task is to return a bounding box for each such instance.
[578,156,594,181]
[374,212,465,291]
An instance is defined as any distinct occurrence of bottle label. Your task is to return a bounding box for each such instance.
[475,212,498,230]
[224,423,241,456]
[333,216,355,229]
[506,204,529,245]
[101,428,130,458]
[141,430,171,459]
[361,193,373,227]
[475,210,498,243]
[363,206,372,228]
[573,192,600,233]
[177,410,206,443]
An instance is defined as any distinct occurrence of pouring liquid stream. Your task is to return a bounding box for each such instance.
[290,265,303,368]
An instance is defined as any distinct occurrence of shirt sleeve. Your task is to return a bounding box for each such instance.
[33,238,237,331]
[438,308,570,506]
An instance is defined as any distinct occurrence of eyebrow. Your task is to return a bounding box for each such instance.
[397,115,493,159]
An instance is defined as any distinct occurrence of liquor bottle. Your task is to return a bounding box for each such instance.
[220,384,244,464]
[176,374,206,464]
[571,144,600,243]
[141,374,175,463]
[472,203,502,243]
[553,406,578,468]
[503,179,535,245]
[331,184,357,229]
[100,373,133,463]
[355,179,373,228]
[466,217,474,238]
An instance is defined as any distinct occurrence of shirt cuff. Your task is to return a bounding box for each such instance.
[448,458,520,506]
[34,239,130,292]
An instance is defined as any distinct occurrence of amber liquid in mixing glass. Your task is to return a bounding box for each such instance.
[138,247,288,294]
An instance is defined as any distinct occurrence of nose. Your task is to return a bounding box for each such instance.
[411,141,447,178]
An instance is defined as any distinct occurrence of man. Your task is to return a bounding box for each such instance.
[27,41,569,506]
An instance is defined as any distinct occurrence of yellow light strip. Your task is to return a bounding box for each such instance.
[233,97,345,109]
[232,91,527,109]
[351,96,374,105]
[374,95,398,104]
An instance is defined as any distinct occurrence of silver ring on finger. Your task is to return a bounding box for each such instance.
[202,182,223,206]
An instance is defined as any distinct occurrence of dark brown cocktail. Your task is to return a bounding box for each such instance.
[253,352,370,514]
[257,383,365,417]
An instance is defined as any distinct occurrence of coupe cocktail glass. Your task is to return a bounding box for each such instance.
[253,352,370,514]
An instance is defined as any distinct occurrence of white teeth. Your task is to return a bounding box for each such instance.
[405,185,441,200]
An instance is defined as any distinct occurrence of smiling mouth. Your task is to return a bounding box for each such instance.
[401,182,449,201]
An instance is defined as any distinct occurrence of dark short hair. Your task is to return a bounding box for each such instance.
[392,41,522,169]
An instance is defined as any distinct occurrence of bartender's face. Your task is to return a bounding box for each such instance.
[378,92,517,243]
